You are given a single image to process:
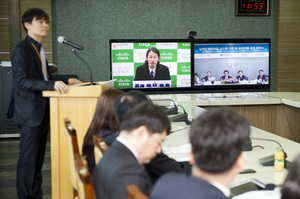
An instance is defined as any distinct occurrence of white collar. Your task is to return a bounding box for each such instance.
[116,136,139,162]
[149,67,156,74]
[210,181,231,197]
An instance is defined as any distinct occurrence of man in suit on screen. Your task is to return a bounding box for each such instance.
[93,102,171,199]
[150,107,250,199]
[134,47,171,81]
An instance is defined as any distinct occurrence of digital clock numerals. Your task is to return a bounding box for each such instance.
[242,2,264,11]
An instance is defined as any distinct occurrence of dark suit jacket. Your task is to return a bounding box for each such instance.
[257,74,267,82]
[134,63,170,81]
[104,132,191,184]
[236,75,247,81]
[92,140,152,199]
[7,38,66,127]
[150,173,230,199]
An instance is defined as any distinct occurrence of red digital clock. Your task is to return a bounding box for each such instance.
[236,0,269,16]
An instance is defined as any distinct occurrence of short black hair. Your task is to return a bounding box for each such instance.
[113,90,151,122]
[281,155,300,199]
[22,8,50,33]
[224,70,229,74]
[238,70,243,73]
[120,102,171,135]
[189,107,250,173]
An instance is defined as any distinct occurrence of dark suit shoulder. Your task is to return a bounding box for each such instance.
[150,173,229,199]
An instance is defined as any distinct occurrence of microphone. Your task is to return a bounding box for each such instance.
[169,105,191,125]
[251,137,288,167]
[152,99,179,115]
[57,36,84,50]
[57,36,94,85]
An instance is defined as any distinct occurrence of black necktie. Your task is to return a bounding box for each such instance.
[150,71,155,80]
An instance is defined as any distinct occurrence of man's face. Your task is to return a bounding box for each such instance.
[138,130,167,164]
[238,71,243,77]
[259,71,264,76]
[25,17,49,40]
[207,72,211,77]
[146,51,160,70]
[224,71,229,77]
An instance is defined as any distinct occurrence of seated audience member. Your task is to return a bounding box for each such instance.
[233,154,300,199]
[257,69,267,83]
[82,89,124,174]
[220,70,232,81]
[203,71,216,82]
[236,70,248,81]
[105,90,191,183]
[150,107,250,199]
[92,102,171,199]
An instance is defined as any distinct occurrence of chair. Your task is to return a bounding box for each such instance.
[126,184,148,199]
[75,155,95,199]
[93,134,108,164]
[64,118,80,198]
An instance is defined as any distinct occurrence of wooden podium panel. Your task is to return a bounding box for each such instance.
[43,82,113,199]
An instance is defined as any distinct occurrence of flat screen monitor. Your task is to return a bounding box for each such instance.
[192,38,271,92]
[110,39,192,93]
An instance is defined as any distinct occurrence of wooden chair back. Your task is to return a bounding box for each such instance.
[75,155,95,199]
[126,184,148,199]
[93,134,108,164]
[64,118,80,198]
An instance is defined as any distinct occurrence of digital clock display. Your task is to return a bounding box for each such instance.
[241,1,264,11]
[236,0,269,16]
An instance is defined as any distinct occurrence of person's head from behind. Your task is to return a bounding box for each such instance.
[145,47,160,70]
[281,155,300,199]
[113,90,151,123]
[22,8,50,35]
[119,102,171,164]
[83,89,124,151]
[189,107,250,178]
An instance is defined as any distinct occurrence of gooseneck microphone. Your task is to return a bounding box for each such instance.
[57,36,94,85]
[57,36,84,50]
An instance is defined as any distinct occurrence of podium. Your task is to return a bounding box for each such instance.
[43,82,113,199]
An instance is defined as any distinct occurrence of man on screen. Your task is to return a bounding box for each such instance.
[134,47,171,81]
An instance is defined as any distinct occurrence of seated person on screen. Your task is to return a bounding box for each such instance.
[257,69,267,83]
[150,107,250,199]
[104,90,191,184]
[82,89,124,174]
[194,73,201,85]
[134,47,171,81]
[92,102,171,199]
[236,70,248,81]
[220,70,232,81]
[203,71,216,82]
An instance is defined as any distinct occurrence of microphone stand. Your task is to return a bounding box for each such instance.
[72,48,95,85]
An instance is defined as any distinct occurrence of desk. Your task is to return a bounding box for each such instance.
[148,95,300,187]
[150,92,300,143]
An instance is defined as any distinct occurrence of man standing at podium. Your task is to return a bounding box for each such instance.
[7,8,81,199]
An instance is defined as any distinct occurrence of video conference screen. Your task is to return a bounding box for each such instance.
[192,39,270,92]
[110,39,191,91]
[110,38,271,93]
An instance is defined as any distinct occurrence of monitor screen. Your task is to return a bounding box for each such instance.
[192,38,271,92]
[110,39,192,93]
